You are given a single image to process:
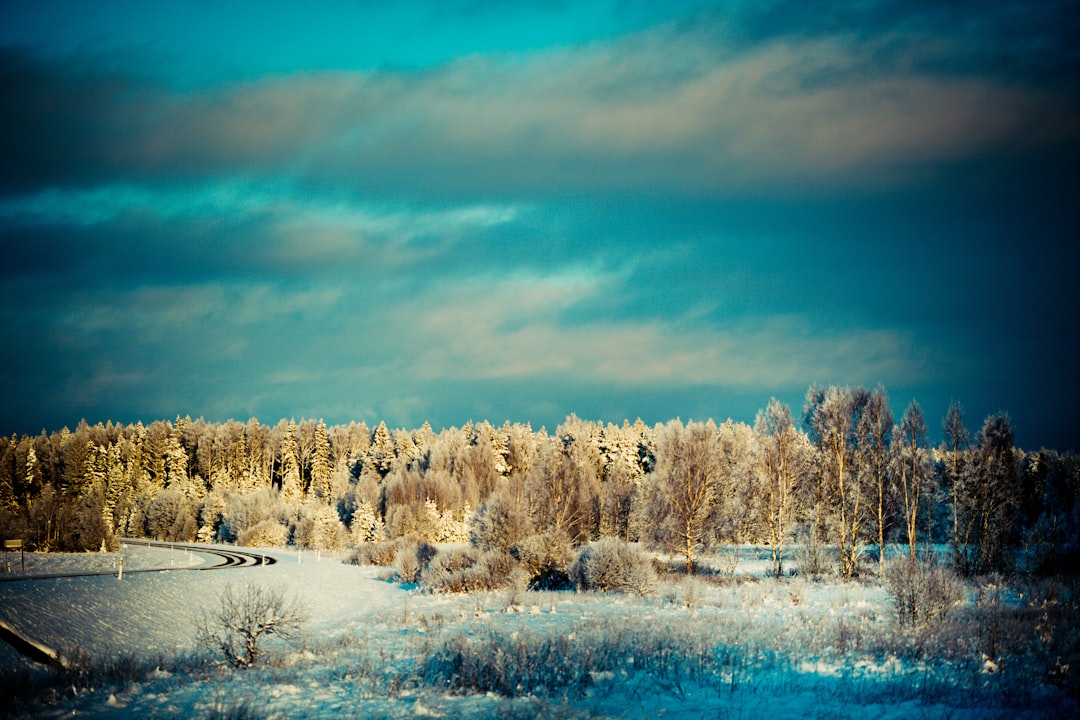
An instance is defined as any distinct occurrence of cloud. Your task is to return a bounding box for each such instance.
[3,16,1074,198]
[395,272,935,390]
[0,181,526,285]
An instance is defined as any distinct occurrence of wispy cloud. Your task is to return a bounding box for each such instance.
[396,273,933,390]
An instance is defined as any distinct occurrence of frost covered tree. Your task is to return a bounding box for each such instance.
[349,499,386,544]
[805,385,871,579]
[366,421,396,479]
[895,400,929,557]
[294,503,348,550]
[196,582,307,668]
[646,420,723,574]
[278,421,303,505]
[163,423,189,488]
[715,419,760,544]
[595,422,644,540]
[755,399,809,578]
[953,413,1020,575]
[309,420,333,504]
[525,441,592,543]
[942,401,969,557]
[471,481,532,552]
[102,442,127,534]
[857,386,893,573]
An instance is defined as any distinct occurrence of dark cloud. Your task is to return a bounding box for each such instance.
[5,13,1077,201]
[731,0,1080,81]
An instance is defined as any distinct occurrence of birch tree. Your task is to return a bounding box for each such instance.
[805,385,870,579]
[646,420,723,574]
[755,399,809,578]
[858,386,893,573]
[896,400,928,557]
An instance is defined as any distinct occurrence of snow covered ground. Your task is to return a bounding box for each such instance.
[1,544,1075,719]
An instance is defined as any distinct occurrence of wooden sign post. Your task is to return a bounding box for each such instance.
[4,539,24,572]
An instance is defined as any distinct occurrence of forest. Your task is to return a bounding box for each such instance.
[1,384,1076,581]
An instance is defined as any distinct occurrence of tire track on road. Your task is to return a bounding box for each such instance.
[0,539,275,667]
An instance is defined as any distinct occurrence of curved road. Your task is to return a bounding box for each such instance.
[0,539,276,583]
[118,538,278,571]
[0,539,275,668]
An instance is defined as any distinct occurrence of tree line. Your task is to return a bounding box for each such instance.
[0,384,1076,578]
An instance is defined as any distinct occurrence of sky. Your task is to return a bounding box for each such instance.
[1,0,1078,450]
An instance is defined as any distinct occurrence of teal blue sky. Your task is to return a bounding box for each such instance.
[2,1,1078,448]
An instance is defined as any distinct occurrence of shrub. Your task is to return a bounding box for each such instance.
[393,538,438,583]
[568,538,656,596]
[195,582,307,668]
[794,524,833,579]
[885,556,966,629]
[512,530,573,583]
[420,547,518,593]
[422,619,717,698]
[347,538,405,566]
[238,519,289,548]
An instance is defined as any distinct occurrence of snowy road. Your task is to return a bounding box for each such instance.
[0,539,276,585]
[0,543,407,668]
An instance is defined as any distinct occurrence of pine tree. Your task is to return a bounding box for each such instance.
[350,499,385,543]
[0,436,15,513]
[24,443,38,511]
[367,421,396,479]
[279,421,303,505]
[164,431,188,488]
[310,420,333,504]
[103,442,127,534]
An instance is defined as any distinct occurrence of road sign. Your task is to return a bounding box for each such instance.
[4,539,24,571]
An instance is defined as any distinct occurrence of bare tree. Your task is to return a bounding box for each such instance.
[755,399,808,578]
[858,386,893,573]
[953,413,1020,575]
[646,420,723,574]
[942,401,969,559]
[896,401,928,558]
[805,385,870,579]
[525,443,592,544]
[196,582,307,668]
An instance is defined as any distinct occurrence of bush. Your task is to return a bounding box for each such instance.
[237,519,289,548]
[195,582,307,668]
[347,538,405,566]
[421,546,518,593]
[513,530,573,583]
[885,556,966,629]
[794,524,833,579]
[393,538,439,583]
[568,539,656,596]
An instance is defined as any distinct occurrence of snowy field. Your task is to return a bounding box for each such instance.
[1,544,1076,719]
